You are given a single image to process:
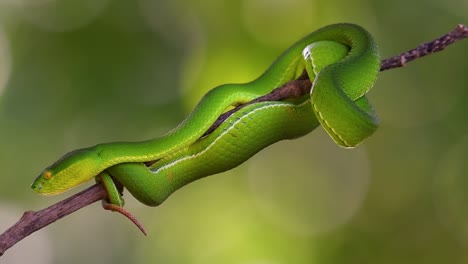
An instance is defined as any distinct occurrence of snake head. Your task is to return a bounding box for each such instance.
[31,148,102,195]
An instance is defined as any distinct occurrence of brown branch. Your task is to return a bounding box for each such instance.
[380,24,468,71]
[0,184,107,256]
[206,24,467,133]
[203,72,312,136]
[0,23,466,257]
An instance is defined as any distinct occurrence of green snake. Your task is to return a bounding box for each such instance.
[31,23,380,233]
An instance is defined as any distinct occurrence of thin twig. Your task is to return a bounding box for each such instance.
[0,184,107,256]
[207,24,467,133]
[380,24,468,71]
[203,72,312,136]
[0,23,466,257]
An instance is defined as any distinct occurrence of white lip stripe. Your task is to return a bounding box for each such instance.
[152,99,310,174]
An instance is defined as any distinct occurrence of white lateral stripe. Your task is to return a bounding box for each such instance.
[152,100,309,174]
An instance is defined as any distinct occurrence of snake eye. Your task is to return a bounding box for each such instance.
[43,171,52,180]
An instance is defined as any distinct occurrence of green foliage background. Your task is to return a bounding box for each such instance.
[0,0,466,263]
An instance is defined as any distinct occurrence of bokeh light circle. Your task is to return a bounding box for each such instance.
[433,135,468,245]
[247,130,371,236]
[20,0,110,32]
[375,67,460,129]
[242,0,315,48]
[0,26,11,98]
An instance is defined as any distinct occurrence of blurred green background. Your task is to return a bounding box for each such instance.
[0,0,466,263]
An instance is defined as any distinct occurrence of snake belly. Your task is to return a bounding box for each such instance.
[107,98,318,206]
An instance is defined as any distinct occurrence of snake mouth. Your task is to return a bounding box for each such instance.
[31,178,48,193]
[31,181,44,193]
[30,182,61,196]
[31,177,56,195]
